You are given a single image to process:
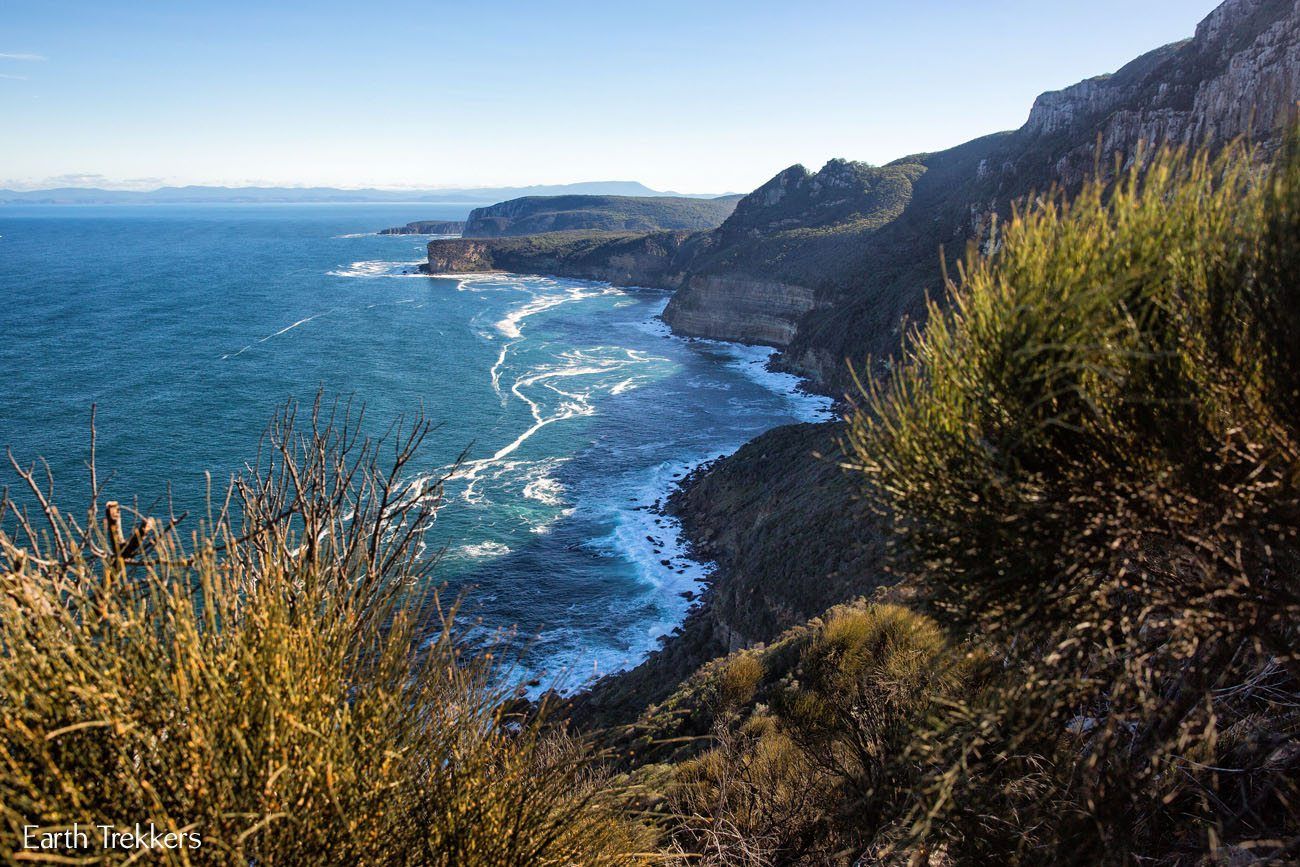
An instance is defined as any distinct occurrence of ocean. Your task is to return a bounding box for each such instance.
[0,202,830,686]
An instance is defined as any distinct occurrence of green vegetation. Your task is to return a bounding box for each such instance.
[0,401,655,865]
[847,138,1300,862]
[694,159,925,288]
[425,160,924,297]
[665,604,968,864]
[605,136,1300,866]
[464,195,743,238]
[6,136,1300,865]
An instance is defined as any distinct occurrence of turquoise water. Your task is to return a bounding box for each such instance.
[0,203,829,684]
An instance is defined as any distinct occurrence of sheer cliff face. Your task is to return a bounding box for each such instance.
[424,0,1300,393]
[574,0,1300,725]
[659,159,922,345]
[664,0,1299,389]
[656,159,924,348]
[778,0,1300,394]
[423,160,923,348]
[1024,0,1300,185]
[530,1,1300,374]
[656,276,816,346]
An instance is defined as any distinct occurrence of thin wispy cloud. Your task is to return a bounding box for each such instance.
[0,52,45,61]
[0,73,29,80]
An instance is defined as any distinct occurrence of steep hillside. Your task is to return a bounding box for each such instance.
[426,162,922,343]
[461,194,743,237]
[782,0,1300,393]
[426,0,1300,396]
[572,422,891,724]
[571,0,1300,727]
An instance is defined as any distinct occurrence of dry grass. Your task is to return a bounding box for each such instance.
[0,397,657,865]
[664,604,972,866]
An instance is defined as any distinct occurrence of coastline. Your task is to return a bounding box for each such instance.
[548,296,835,709]
[579,296,834,688]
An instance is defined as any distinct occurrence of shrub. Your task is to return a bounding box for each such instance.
[776,606,973,815]
[666,604,970,866]
[715,655,764,712]
[848,138,1300,863]
[0,398,656,866]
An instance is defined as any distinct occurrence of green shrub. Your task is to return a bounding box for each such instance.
[665,604,971,866]
[0,400,656,866]
[715,655,764,712]
[848,138,1300,863]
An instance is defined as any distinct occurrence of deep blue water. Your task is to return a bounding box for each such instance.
[0,203,829,684]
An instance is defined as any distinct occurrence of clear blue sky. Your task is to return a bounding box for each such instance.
[1,0,1224,193]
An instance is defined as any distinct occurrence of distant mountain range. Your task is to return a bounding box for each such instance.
[0,181,728,205]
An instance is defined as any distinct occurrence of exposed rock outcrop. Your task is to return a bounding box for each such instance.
[421,231,706,287]
[574,0,1300,727]
[428,1,1300,390]
[425,159,923,350]
[424,240,495,272]
[573,422,890,724]
[1024,0,1300,185]
[378,220,465,235]
[662,276,816,346]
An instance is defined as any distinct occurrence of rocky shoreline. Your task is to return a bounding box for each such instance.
[568,417,894,727]
[378,220,466,235]
[437,0,1300,729]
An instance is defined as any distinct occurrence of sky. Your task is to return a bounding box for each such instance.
[1,0,1226,194]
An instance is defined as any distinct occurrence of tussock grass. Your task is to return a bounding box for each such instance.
[0,398,656,865]
[665,604,973,866]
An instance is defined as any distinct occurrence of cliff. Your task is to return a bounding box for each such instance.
[1024,0,1300,184]
[573,422,891,723]
[422,230,709,286]
[572,0,1300,726]
[378,220,465,235]
[425,160,922,346]
[461,194,743,237]
[782,0,1300,393]
[426,0,1300,399]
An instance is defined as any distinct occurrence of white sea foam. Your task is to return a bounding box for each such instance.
[495,282,618,338]
[523,473,566,507]
[332,232,375,239]
[448,273,511,291]
[721,344,835,422]
[457,540,512,560]
[221,309,332,359]
[450,273,561,293]
[610,377,640,395]
[590,458,715,653]
[489,340,516,400]
[547,292,836,683]
[443,279,662,505]
[452,345,668,504]
[327,259,426,278]
[636,296,833,422]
